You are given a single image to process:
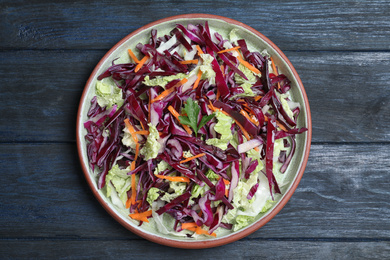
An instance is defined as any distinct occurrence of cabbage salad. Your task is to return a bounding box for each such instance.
[84,22,307,238]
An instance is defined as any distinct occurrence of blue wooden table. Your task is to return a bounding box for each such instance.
[1,1,390,258]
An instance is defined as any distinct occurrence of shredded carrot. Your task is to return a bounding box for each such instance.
[219,177,230,186]
[130,171,137,204]
[155,174,190,183]
[208,103,229,117]
[193,70,203,90]
[216,89,220,100]
[151,78,188,103]
[179,59,198,64]
[218,46,241,54]
[182,224,217,237]
[179,153,206,164]
[220,64,225,76]
[240,109,259,126]
[167,105,193,135]
[134,130,150,135]
[235,120,251,141]
[236,55,261,75]
[125,198,131,209]
[129,210,153,223]
[124,118,138,143]
[127,49,140,63]
[254,95,263,101]
[181,222,197,229]
[195,226,217,237]
[140,121,145,131]
[270,57,281,90]
[134,55,149,72]
[196,45,204,55]
[134,143,140,162]
[276,121,288,132]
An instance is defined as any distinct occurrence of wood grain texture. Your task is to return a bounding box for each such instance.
[1,0,389,258]
[1,143,389,240]
[1,0,390,51]
[1,50,389,142]
[1,239,390,259]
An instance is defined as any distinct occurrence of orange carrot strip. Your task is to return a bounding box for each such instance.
[151,78,188,103]
[179,153,206,164]
[125,198,131,209]
[179,59,198,64]
[217,46,241,54]
[196,45,204,55]
[254,95,263,101]
[134,143,140,162]
[184,226,197,232]
[134,130,150,135]
[129,210,153,223]
[235,120,251,141]
[240,109,259,126]
[181,222,198,229]
[182,224,217,237]
[130,171,136,204]
[127,49,140,63]
[124,118,138,143]
[270,57,281,90]
[134,55,149,72]
[195,226,217,237]
[167,105,193,135]
[140,121,145,131]
[155,174,190,183]
[276,121,288,132]
[193,70,203,90]
[236,55,261,75]
[207,103,229,117]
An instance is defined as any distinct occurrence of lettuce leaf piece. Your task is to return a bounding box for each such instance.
[199,53,216,85]
[273,138,286,185]
[147,187,161,205]
[246,148,265,174]
[153,160,171,175]
[234,215,255,231]
[96,80,124,109]
[228,28,240,45]
[261,199,276,213]
[143,73,187,88]
[278,92,294,119]
[234,63,258,85]
[105,164,132,206]
[140,123,161,160]
[205,169,220,181]
[161,181,187,202]
[206,111,233,150]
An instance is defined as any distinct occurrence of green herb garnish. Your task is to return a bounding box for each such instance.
[178,97,215,136]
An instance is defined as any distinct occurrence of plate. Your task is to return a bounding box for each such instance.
[76,14,312,249]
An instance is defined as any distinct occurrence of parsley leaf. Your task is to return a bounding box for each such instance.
[178,97,215,136]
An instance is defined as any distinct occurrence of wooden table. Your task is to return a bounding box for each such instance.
[1,1,389,258]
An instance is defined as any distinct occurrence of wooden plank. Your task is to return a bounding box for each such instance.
[1,1,390,51]
[1,143,389,239]
[1,239,390,259]
[1,50,389,142]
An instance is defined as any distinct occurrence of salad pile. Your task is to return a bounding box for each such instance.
[84,22,307,238]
